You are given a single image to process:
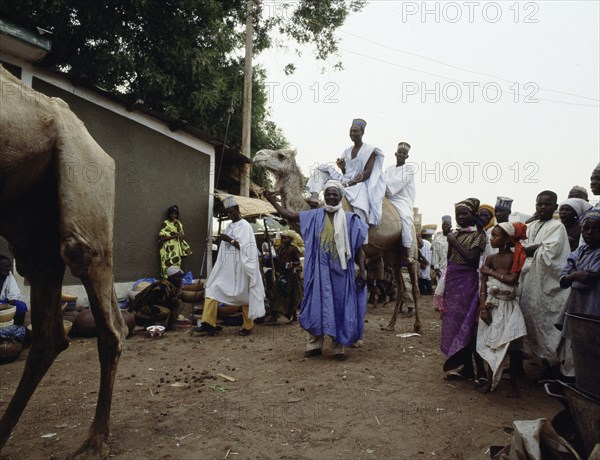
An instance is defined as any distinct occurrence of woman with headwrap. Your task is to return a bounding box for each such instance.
[268,229,303,323]
[478,204,496,258]
[477,222,528,395]
[559,198,593,251]
[158,205,192,278]
[263,180,368,361]
[440,198,487,381]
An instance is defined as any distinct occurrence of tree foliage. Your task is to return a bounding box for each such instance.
[0,0,365,185]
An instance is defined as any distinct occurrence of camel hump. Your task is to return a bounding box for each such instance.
[1,66,115,273]
[341,197,404,249]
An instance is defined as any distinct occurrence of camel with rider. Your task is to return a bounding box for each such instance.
[253,147,421,333]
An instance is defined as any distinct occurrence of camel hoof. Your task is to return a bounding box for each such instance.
[380,324,395,331]
[68,439,110,460]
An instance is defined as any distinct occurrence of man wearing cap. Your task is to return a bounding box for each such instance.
[306,118,385,227]
[384,142,416,261]
[432,216,452,283]
[482,196,513,257]
[568,185,588,201]
[264,180,368,361]
[195,196,265,336]
[129,265,184,330]
[519,190,571,375]
[591,162,600,201]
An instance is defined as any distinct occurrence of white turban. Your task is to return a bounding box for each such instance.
[323,179,346,197]
[559,198,593,217]
[166,265,183,277]
[498,222,515,237]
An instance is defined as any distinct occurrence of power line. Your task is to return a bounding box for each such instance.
[341,29,600,103]
[341,48,600,107]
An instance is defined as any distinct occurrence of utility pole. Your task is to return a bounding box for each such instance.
[240,0,255,197]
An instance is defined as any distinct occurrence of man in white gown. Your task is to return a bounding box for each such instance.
[195,196,265,336]
[306,118,385,227]
[383,142,416,261]
[519,190,571,372]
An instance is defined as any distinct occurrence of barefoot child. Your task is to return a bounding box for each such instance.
[477,222,528,395]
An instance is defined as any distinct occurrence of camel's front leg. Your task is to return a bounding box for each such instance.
[0,261,66,451]
[68,267,125,460]
[406,259,421,333]
[381,259,404,331]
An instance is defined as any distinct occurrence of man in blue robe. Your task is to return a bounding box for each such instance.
[264,180,368,361]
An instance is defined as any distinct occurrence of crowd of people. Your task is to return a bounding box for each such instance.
[3,118,598,400]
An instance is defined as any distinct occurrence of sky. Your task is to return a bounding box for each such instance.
[256,0,600,228]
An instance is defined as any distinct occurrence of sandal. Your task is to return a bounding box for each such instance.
[304,349,322,358]
[445,370,473,381]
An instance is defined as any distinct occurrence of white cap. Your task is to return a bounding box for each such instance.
[223,195,238,209]
[166,265,183,277]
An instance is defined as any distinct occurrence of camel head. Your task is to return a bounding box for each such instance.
[253,148,298,178]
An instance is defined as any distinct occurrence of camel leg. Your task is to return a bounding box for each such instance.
[0,256,67,450]
[69,265,124,460]
[406,258,421,333]
[381,258,404,331]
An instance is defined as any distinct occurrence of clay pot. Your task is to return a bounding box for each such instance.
[180,289,205,303]
[218,305,241,316]
[121,310,136,337]
[0,341,23,364]
[183,281,204,291]
[73,309,136,338]
[73,309,97,338]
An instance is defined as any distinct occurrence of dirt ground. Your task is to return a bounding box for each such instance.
[0,296,563,460]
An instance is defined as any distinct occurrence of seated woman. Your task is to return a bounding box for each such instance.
[159,205,192,278]
[268,230,303,322]
[129,265,184,330]
[0,255,28,326]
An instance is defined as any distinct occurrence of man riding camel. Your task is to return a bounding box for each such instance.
[306,118,385,229]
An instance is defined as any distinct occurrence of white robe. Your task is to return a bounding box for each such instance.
[306,143,385,226]
[432,232,448,272]
[384,164,415,248]
[483,227,498,258]
[519,219,570,366]
[476,277,527,390]
[205,219,265,320]
[419,239,432,279]
[0,272,21,302]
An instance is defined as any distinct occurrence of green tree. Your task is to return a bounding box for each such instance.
[0,0,365,186]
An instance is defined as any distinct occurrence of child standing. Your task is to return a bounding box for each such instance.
[477,222,528,396]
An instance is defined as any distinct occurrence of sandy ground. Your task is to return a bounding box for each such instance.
[0,296,562,460]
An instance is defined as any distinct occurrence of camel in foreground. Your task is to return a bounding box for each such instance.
[0,66,126,459]
[253,148,421,333]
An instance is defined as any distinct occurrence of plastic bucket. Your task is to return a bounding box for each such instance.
[566,312,600,399]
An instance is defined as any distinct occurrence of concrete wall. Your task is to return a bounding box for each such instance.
[27,77,212,283]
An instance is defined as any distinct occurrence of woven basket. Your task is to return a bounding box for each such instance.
[61,293,78,302]
[0,304,16,323]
